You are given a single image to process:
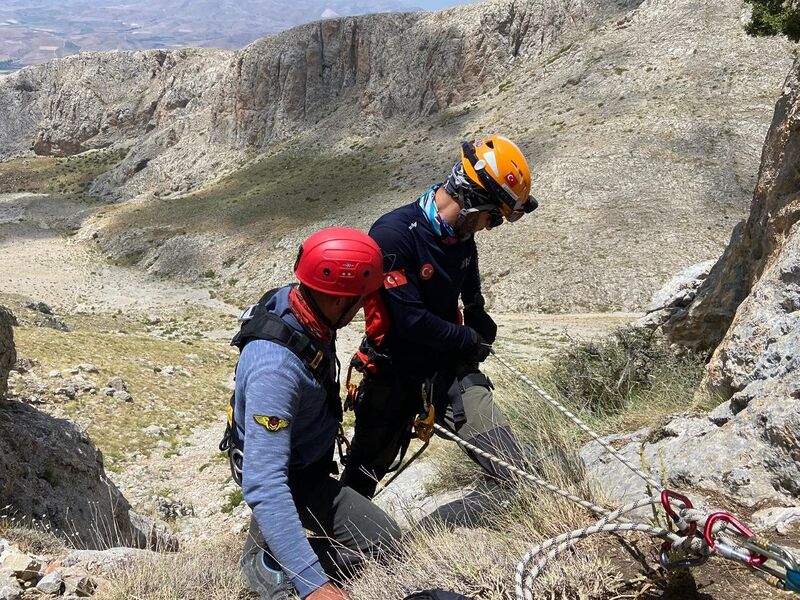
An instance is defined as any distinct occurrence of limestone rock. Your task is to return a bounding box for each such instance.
[0,584,21,600]
[0,550,42,581]
[636,260,716,330]
[35,571,63,594]
[0,307,15,398]
[61,547,155,575]
[581,379,800,508]
[106,376,128,392]
[0,398,175,551]
[663,58,800,363]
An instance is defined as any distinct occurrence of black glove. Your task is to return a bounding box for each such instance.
[463,327,492,365]
[464,304,497,344]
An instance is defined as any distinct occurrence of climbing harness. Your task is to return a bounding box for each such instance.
[373,388,437,498]
[424,349,800,599]
[220,287,342,486]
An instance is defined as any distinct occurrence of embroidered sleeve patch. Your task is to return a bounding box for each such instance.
[254,415,290,432]
[384,269,408,289]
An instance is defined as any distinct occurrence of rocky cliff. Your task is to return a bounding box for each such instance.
[0,0,594,201]
[587,59,800,520]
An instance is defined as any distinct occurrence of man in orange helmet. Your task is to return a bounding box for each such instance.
[222,227,400,600]
[340,136,538,498]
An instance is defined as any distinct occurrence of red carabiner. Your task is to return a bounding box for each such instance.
[704,512,767,566]
[661,489,697,537]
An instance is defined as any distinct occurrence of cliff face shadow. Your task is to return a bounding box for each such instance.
[0,397,176,551]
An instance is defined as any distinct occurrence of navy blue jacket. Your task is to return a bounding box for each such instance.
[370,199,482,377]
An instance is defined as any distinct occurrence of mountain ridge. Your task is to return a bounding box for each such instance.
[0,0,796,312]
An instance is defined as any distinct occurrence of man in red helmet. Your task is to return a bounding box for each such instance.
[341,136,538,498]
[222,227,400,600]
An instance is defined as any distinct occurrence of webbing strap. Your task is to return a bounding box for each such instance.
[234,311,330,386]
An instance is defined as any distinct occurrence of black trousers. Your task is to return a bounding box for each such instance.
[242,449,401,590]
[339,369,524,498]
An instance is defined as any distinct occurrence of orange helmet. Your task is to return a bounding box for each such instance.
[461,136,537,222]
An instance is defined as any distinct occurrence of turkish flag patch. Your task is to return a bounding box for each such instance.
[384,270,408,289]
[420,263,434,280]
[505,172,518,187]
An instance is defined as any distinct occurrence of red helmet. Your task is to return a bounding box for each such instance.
[294,227,384,297]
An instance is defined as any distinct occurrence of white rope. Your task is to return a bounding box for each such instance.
[425,355,791,597]
[431,422,715,600]
[431,423,614,519]
[490,352,662,490]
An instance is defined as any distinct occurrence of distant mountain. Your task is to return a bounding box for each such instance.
[0,0,416,69]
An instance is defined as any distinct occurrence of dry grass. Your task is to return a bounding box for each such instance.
[0,515,68,557]
[11,307,237,467]
[98,535,253,600]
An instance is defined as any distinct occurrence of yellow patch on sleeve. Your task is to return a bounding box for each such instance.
[254,415,290,432]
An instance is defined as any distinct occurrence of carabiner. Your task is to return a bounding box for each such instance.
[659,541,709,570]
[703,512,768,566]
[661,489,696,537]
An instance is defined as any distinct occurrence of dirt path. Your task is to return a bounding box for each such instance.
[0,193,235,315]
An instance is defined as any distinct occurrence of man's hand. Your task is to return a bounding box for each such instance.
[464,328,492,365]
[307,582,351,600]
[464,304,497,343]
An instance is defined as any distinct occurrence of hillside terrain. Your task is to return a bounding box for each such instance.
[1,1,800,597]
[0,0,414,70]
[0,0,795,314]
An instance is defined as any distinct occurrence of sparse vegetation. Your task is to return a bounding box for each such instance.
[102,535,251,600]
[744,0,800,42]
[12,307,236,462]
[0,150,126,196]
[221,489,243,514]
[549,326,707,420]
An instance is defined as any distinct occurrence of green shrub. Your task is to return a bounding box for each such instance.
[550,326,705,417]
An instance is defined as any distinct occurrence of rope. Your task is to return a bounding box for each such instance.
[431,422,713,600]
[431,423,614,519]
[490,352,662,490]
[424,354,797,597]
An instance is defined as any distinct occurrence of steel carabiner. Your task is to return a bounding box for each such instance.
[703,512,768,566]
[661,489,697,537]
[659,540,710,570]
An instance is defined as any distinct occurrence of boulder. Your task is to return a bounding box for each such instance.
[0,307,16,398]
[636,260,716,330]
[0,399,176,551]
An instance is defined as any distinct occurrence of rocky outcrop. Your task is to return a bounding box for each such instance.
[662,58,800,365]
[582,379,800,511]
[636,260,715,330]
[0,307,15,398]
[585,58,800,524]
[0,398,177,552]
